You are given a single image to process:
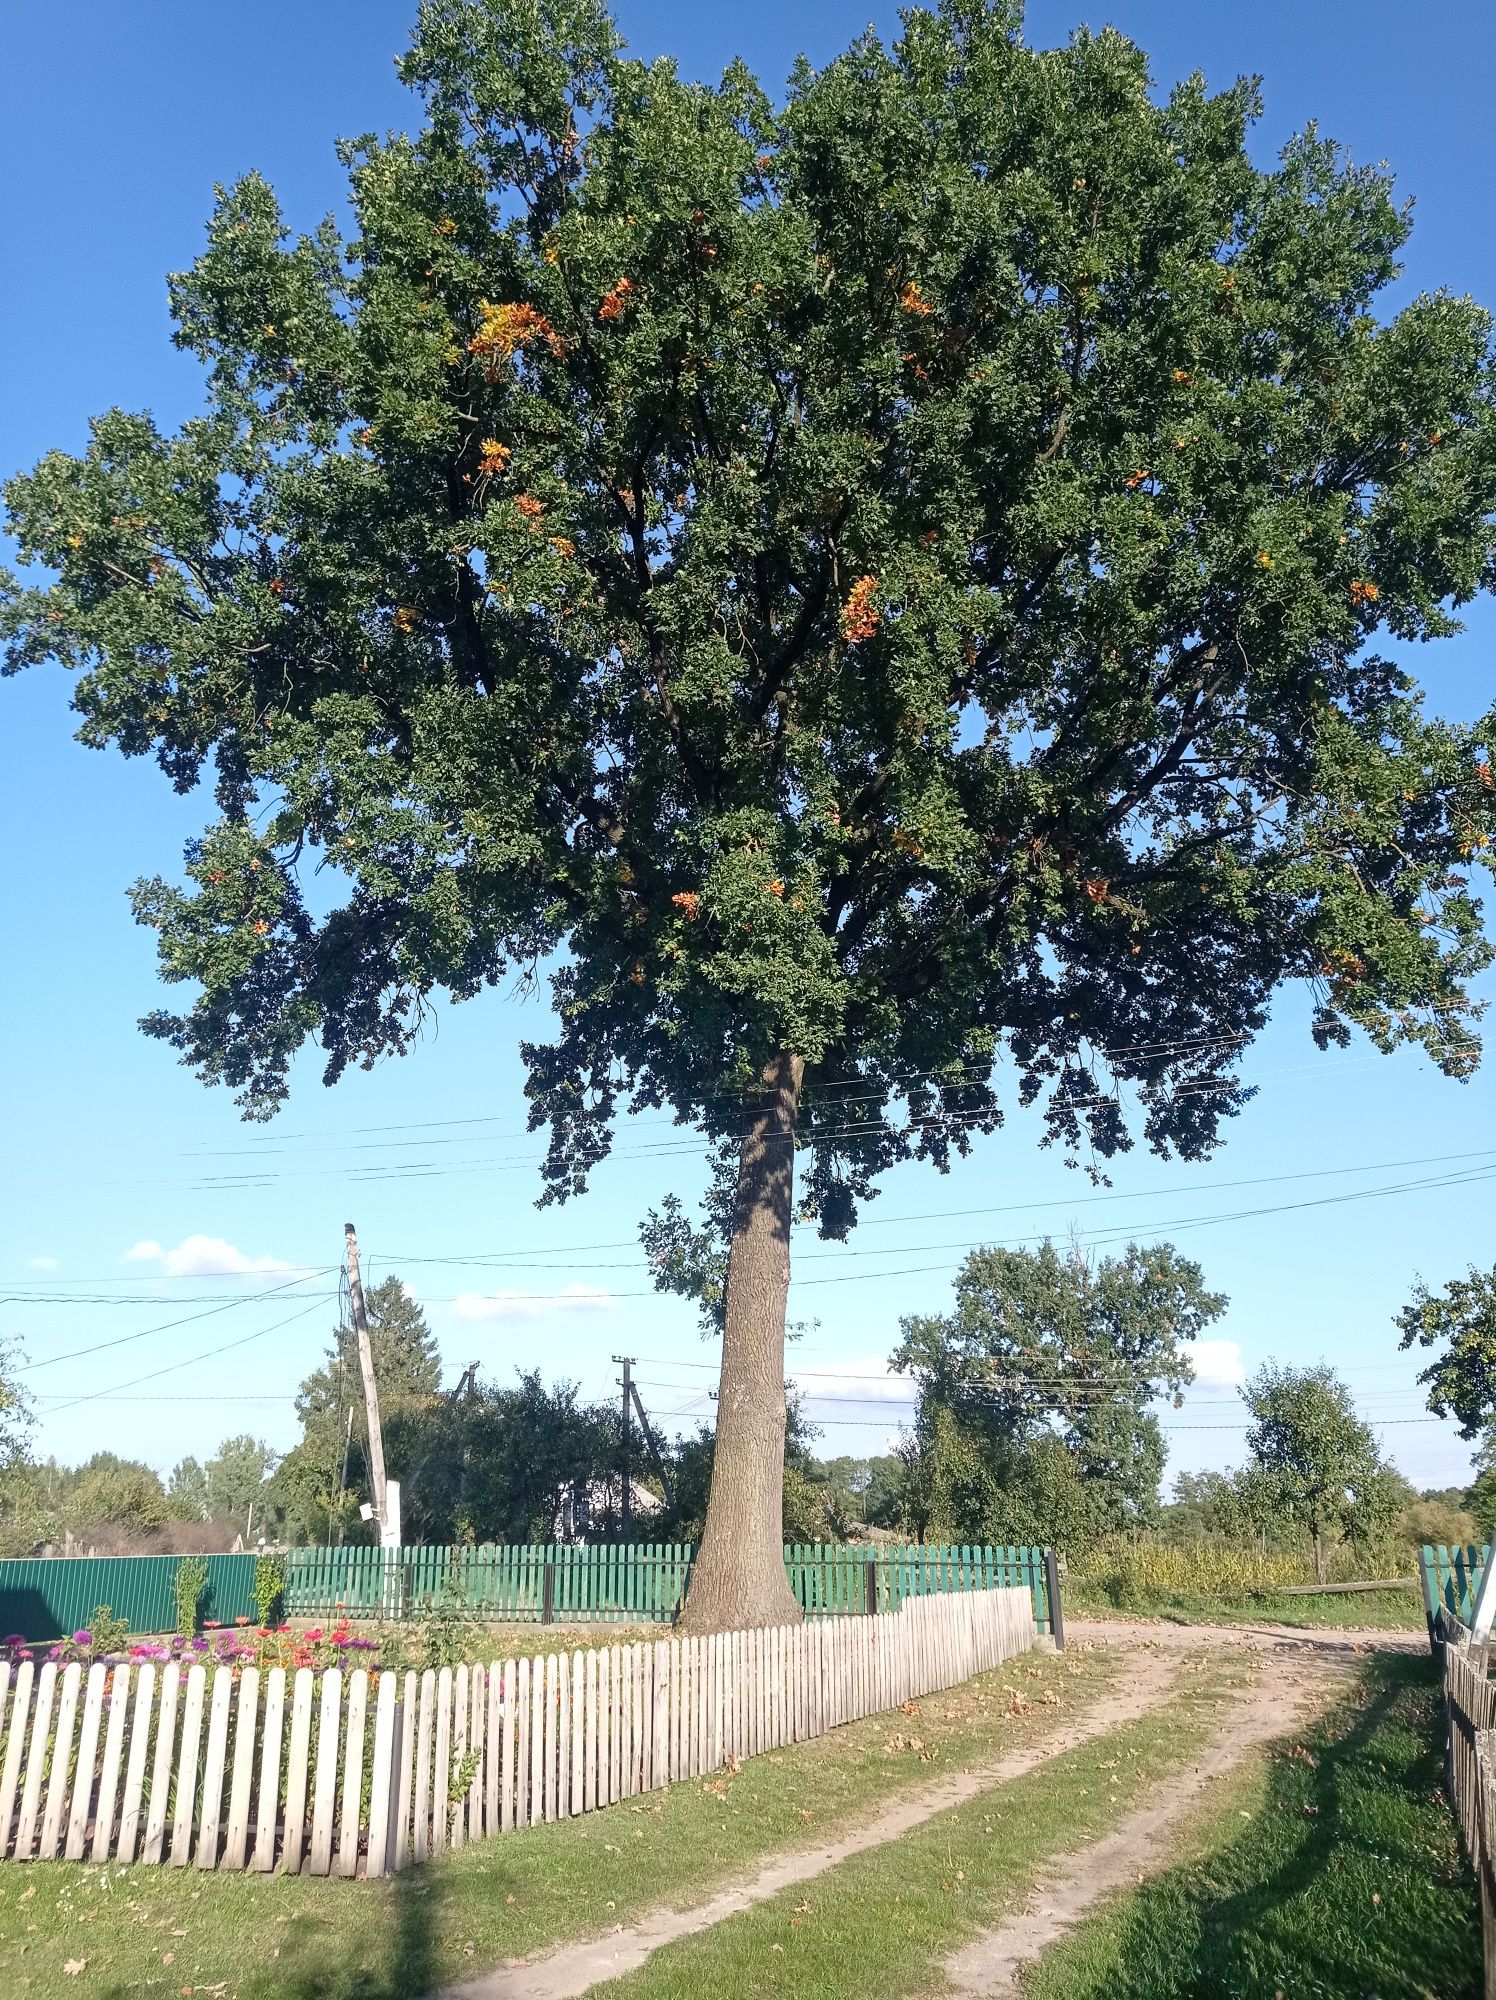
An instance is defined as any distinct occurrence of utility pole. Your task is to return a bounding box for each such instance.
[614,1355,633,1544]
[344,1222,392,1549]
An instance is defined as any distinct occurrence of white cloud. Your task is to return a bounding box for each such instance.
[1190,1339,1246,1393]
[452,1283,618,1323]
[26,1256,59,1273]
[125,1234,296,1279]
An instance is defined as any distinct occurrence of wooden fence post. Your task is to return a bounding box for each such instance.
[1043,1550,1065,1651]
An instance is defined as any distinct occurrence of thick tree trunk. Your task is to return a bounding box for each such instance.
[677,1050,806,1635]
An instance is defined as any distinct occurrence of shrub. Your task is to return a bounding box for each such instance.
[175,1553,210,1634]
[253,1553,286,1627]
[85,1604,130,1654]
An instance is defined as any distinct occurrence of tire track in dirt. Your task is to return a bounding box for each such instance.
[432,1645,1187,2000]
[940,1637,1352,1996]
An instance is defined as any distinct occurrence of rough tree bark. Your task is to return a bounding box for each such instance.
[677,1050,807,1635]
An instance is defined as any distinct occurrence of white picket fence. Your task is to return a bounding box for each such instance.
[0,1585,1034,1876]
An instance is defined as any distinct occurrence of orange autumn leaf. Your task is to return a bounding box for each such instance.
[598,277,636,323]
[393,606,419,632]
[514,494,545,522]
[477,439,511,478]
[1083,878,1109,905]
[767,879,785,897]
[899,281,934,317]
[468,300,566,377]
[1125,469,1149,491]
[1349,579,1380,605]
[549,536,576,558]
[840,574,880,643]
[671,891,701,918]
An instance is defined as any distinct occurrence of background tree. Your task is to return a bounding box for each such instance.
[168,1435,280,1532]
[396,1370,619,1544]
[1241,1362,1393,1582]
[651,1396,832,1544]
[895,1239,1221,1546]
[62,1454,171,1543]
[1398,1263,1496,1438]
[813,1453,906,1534]
[273,1278,441,1543]
[4,0,1494,1626]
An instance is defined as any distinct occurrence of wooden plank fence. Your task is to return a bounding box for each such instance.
[0,1585,1035,1876]
[1439,1615,1496,1995]
[283,1540,1057,1633]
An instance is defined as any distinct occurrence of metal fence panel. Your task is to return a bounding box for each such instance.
[0,1555,257,1644]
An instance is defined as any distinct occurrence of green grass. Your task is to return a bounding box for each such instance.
[1019,1650,1478,2000]
[588,1653,1251,2000]
[1066,1579,1427,1630]
[0,1644,1111,1999]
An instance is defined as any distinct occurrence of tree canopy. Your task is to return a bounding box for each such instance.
[167,1435,280,1530]
[1241,1361,1397,1581]
[894,1237,1222,1544]
[4,0,1494,1621]
[273,1277,444,1543]
[1397,1262,1496,1439]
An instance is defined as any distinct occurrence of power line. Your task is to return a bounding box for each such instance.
[39,1041,1437,1194]
[14,1270,337,1371]
[367,1142,1495,1269]
[41,1297,333,1414]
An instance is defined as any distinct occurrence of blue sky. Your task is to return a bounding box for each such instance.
[2,0,1493,1496]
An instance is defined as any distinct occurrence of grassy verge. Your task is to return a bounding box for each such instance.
[589,1652,1252,2000]
[1018,1649,1477,2000]
[1066,1579,1426,1630]
[0,1643,1110,2000]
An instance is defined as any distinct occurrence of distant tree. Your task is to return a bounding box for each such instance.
[273,1278,441,1542]
[63,1454,169,1539]
[811,1453,906,1533]
[399,1370,617,1545]
[1400,1486,1476,1554]
[653,1399,830,1545]
[1164,1469,1246,1542]
[1398,1263,1496,1438]
[0,1342,30,1475]
[895,1240,1223,1545]
[168,1435,279,1530]
[1241,1363,1391,1582]
[6,0,1495,1628]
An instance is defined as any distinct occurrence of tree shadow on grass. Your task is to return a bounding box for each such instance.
[1041,1652,1479,2000]
[93,1854,443,2000]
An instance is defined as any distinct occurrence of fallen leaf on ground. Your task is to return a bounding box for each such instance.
[64,1962,85,1978]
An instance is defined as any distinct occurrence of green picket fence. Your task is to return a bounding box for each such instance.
[0,1553,257,1644]
[1420,1541,1491,1644]
[284,1541,1057,1633]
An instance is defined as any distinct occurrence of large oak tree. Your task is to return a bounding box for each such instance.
[4,0,1495,1628]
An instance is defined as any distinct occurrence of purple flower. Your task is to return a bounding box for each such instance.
[72,1629,93,1648]
[191,1635,210,1651]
